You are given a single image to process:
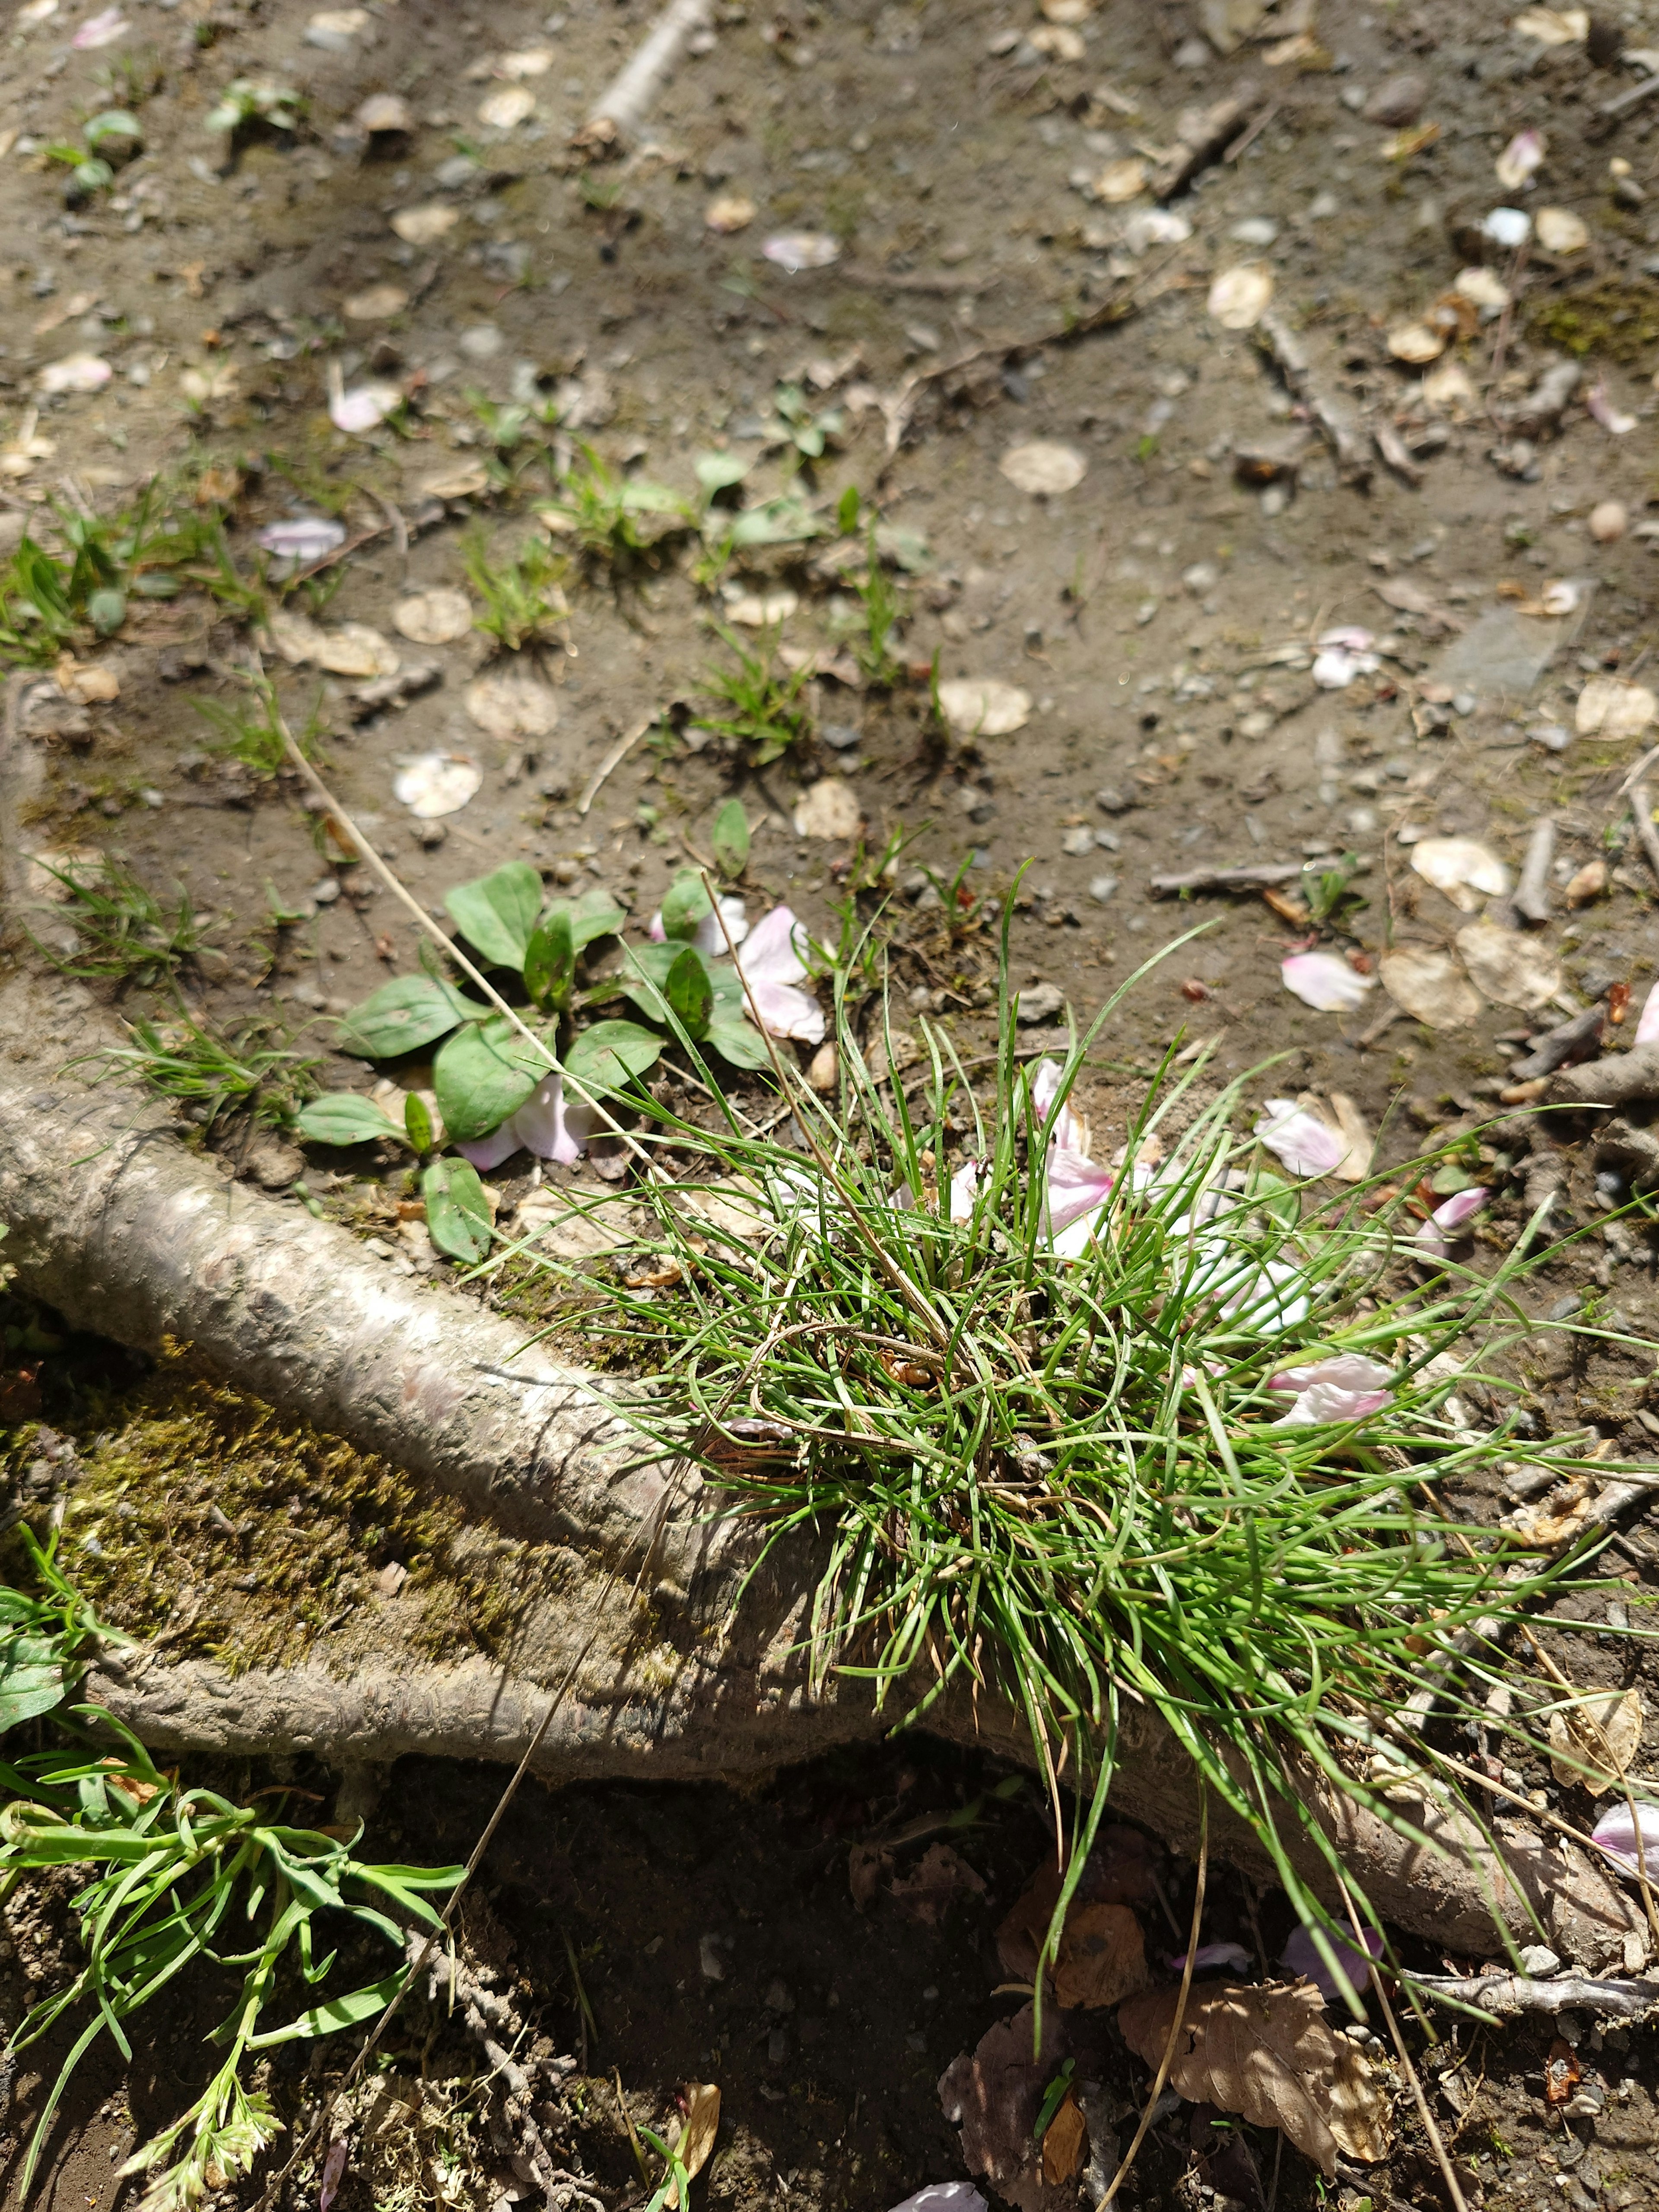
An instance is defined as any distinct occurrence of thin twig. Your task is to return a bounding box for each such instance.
[578,710,658,816]
[1340,1877,1468,2212]
[1102,1788,1208,2205]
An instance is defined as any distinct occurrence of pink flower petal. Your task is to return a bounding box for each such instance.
[1317,625,1375,653]
[319,2141,349,2212]
[1269,1354,1393,1396]
[949,1158,985,1220]
[1415,1185,1488,1259]
[1593,1800,1659,1880]
[1637,980,1659,1047]
[1272,1380,1393,1427]
[1281,951,1374,1014]
[454,1124,524,1171]
[747,976,825,1044]
[72,6,127,46]
[887,2188,988,2212]
[1281,1924,1382,2002]
[1030,1056,1085,1154]
[1313,646,1381,690]
[257,516,346,562]
[510,1072,594,1165]
[648,894,748,953]
[1254,1098,1346,1179]
[1170,1942,1252,1973]
[1046,1146,1116,1238]
[1586,378,1637,435]
[329,381,400,435]
[737,906,823,1040]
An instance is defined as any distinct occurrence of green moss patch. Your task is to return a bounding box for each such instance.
[1526,277,1659,363]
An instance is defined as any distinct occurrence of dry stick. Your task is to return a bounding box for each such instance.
[1102,1789,1208,2206]
[578,709,659,816]
[252,1571,626,2212]
[579,0,712,145]
[1338,1876,1468,2212]
[1628,781,1659,891]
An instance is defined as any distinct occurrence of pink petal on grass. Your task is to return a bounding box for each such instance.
[1254,1098,1345,1179]
[1030,1056,1085,1155]
[949,1158,986,1220]
[1170,1942,1253,1974]
[736,905,824,1042]
[319,2141,349,2212]
[1268,1353,1394,1425]
[1281,1924,1383,2002]
[1415,1184,1488,1259]
[1637,980,1659,1047]
[454,1124,522,1171]
[1281,951,1374,1014]
[1046,1147,1116,1241]
[1593,1800,1659,1879]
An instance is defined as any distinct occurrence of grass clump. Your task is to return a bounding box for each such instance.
[690,625,814,766]
[27,855,214,989]
[508,907,1643,2003]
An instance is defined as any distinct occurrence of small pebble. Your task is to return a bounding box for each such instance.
[1062,826,1096,856]
[1364,73,1429,126]
[1589,499,1628,543]
[308,877,342,904]
[1089,874,1119,904]
[1518,1945,1562,1978]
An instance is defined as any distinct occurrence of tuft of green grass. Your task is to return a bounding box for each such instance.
[851,524,907,687]
[77,1011,322,1134]
[27,857,215,989]
[535,443,692,575]
[506,903,1647,2013]
[690,624,813,766]
[461,525,568,651]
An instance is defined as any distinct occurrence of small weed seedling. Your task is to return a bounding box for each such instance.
[691,625,813,767]
[203,77,304,140]
[536,444,692,575]
[767,381,844,465]
[29,857,215,989]
[46,108,142,203]
[461,526,569,652]
[82,1012,322,1135]
[852,524,907,688]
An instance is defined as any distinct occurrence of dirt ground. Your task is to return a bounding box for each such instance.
[6,0,1659,2207]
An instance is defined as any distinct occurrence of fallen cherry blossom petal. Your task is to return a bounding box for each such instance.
[1496,127,1546,189]
[1281,952,1374,1014]
[392,752,481,819]
[736,905,824,1043]
[1415,1185,1489,1259]
[1281,1925,1384,2001]
[887,2187,989,2212]
[1313,646,1381,689]
[762,231,840,273]
[1482,205,1532,249]
[1171,1943,1253,1974]
[1030,1056,1085,1156]
[1268,1354,1395,1427]
[1254,1099,1346,1179]
[949,1158,986,1221]
[1592,1800,1659,1880]
[648,894,749,954]
[1318,625,1376,652]
[319,2140,349,2212]
[1636,980,1659,1047]
[330,381,401,435]
[256,516,346,563]
[72,6,127,46]
[37,353,112,395]
[1586,378,1637,435]
[456,1072,594,1172]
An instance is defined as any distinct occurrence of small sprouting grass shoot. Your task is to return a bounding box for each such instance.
[461,525,569,652]
[503,898,1647,2013]
[28,856,216,989]
[79,1011,322,1135]
[691,625,813,766]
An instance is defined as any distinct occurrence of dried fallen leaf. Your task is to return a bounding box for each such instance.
[1053,1902,1150,2009]
[418,461,491,502]
[936,678,1032,737]
[479,83,535,128]
[1512,7,1588,43]
[464,671,560,738]
[1548,1687,1644,1796]
[1576,675,1656,740]
[1325,1092,1374,1183]
[391,203,461,246]
[1117,1981,1389,2176]
[393,752,482,820]
[888,1843,987,1926]
[1040,2094,1087,2187]
[667,2083,720,2209]
[995,1831,1163,1980]
[1208,264,1274,330]
[1410,835,1511,913]
[1564,858,1607,907]
[1497,127,1546,191]
[705,193,756,233]
[937,2002,1071,2212]
[1545,2036,1582,2104]
[1535,205,1589,254]
[1388,321,1446,365]
[999,442,1087,496]
[1455,920,1562,1012]
[1379,946,1481,1030]
[393,588,474,645]
[793,779,862,840]
[344,283,410,321]
[1093,157,1147,202]
[54,655,119,704]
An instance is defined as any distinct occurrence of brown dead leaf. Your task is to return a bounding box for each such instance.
[938,2003,1077,2212]
[1053,1902,1150,2009]
[849,1841,893,1909]
[996,1828,1162,1980]
[888,1842,987,1926]
[1325,1092,1375,1183]
[1116,1981,1389,2176]
[1545,2038,1580,2106]
[1548,1687,1644,1796]
[667,2083,719,2208]
[1040,2093,1087,2186]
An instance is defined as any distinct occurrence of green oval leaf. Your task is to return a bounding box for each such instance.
[711,798,750,881]
[296,1094,404,1147]
[336,975,473,1059]
[432,1017,544,1142]
[404,1093,434,1154]
[421,1156,493,1265]
[665,946,713,1040]
[706,1017,772,1072]
[0,1634,67,1732]
[566,885,627,950]
[444,861,544,970]
[695,451,751,494]
[658,870,711,942]
[524,906,575,1012]
[563,1020,662,1096]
